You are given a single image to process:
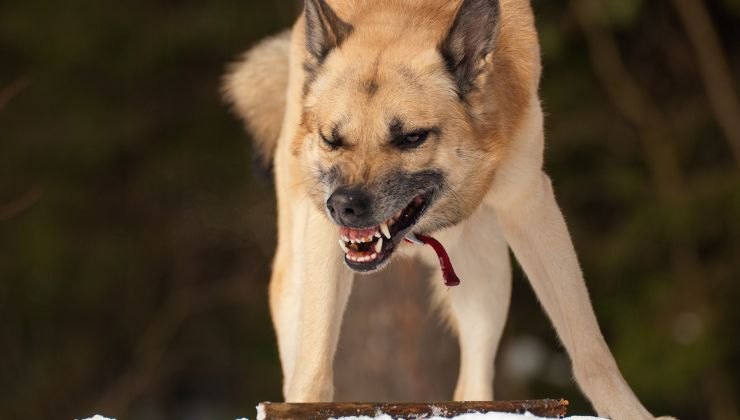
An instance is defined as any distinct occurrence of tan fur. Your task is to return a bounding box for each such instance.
[224,1,674,419]
[223,30,291,167]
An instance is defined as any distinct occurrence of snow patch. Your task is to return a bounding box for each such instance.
[256,402,266,420]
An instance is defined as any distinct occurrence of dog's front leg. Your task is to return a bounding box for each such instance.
[488,173,653,420]
[484,100,661,418]
[489,169,660,419]
[282,204,353,402]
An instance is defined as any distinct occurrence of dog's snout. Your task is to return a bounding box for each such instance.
[327,187,372,226]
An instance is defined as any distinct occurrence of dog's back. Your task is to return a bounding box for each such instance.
[223,30,291,169]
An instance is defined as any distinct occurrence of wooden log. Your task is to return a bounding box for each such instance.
[258,399,569,419]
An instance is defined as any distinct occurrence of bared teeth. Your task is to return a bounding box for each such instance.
[339,240,350,253]
[345,250,380,263]
[405,232,425,245]
[380,222,391,239]
[374,237,383,253]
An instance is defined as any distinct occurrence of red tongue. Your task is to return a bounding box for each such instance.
[407,234,461,287]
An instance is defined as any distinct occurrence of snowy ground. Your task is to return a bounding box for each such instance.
[81,410,606,420]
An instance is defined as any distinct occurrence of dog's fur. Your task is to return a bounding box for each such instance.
[223,1,672,418]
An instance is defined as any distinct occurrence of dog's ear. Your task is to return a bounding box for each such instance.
[440,0,500,97]
[304,0,353,63]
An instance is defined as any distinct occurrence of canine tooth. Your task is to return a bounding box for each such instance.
[380,222,391,239]
[375,231,381,238]
[405,232,425,245]
[374,237,383,253]
[339,240,350,253]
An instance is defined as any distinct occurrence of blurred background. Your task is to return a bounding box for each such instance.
[1,0,739,419]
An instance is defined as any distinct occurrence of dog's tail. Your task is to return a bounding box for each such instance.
[222,30,291,172]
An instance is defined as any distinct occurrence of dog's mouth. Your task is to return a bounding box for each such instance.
[338,193,431,272]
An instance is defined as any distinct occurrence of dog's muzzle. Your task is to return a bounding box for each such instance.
[328,189,432,272]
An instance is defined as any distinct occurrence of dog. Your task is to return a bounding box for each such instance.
[223,1,673,418]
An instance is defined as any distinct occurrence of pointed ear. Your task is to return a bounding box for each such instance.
[304,0,353,63]
[440,0,500,97]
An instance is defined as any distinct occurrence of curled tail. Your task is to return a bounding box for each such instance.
[222,30,291,170]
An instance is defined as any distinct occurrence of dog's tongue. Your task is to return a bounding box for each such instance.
[405,233,460,287]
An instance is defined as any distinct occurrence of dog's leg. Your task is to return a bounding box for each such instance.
[277,203,353,402]
[495,174,654,418]
[268,242,299,395]
[428,207,511,401]
[486,102,658,419]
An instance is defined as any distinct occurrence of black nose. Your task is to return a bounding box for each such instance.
[326,186,372,226]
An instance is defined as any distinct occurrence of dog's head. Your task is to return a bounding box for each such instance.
[294,0,506,272]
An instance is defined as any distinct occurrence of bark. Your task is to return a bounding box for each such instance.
[258,399,569,419]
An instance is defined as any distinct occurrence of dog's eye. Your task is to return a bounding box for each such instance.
[394,130,430,150]
[321,130,344,150]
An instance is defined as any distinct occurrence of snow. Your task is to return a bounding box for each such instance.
[81,407,606,420]
[257,402,267,420]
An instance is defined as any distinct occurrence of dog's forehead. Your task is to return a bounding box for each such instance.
[310,49,458,137]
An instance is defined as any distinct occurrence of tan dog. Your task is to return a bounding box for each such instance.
[224,1,673,418]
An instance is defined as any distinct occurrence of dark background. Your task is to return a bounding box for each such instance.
[1,1,739,419]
